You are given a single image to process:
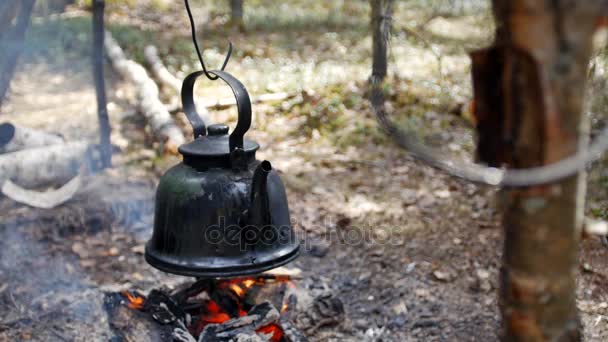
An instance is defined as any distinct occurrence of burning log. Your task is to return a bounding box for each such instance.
[113,276,308,342]
[198,302,281,341]
[0,122,64,154]
[104,32,185,154]
[0,142,101,189]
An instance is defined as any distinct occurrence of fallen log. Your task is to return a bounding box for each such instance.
[143,45,210,125]
[143,45,182,94]
[0,142,100,189]
[0,122,64,154]
[105,32,185,154]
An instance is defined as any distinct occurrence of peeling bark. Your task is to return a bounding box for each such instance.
[481,1,601,340]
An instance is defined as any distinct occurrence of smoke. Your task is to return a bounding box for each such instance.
[0,174,157,340]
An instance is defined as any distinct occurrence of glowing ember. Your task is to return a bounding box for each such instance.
[122,291,145,310]
[122,275,294,340]
[191,276,292,338]
[242,279,256,288]
[257,323,284,342]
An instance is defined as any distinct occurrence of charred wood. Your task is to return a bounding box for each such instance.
[104,292,172,342]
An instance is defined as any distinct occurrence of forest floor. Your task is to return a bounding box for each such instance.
[1,1,608,341]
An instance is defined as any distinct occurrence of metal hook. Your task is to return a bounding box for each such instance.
[184,0,232,81]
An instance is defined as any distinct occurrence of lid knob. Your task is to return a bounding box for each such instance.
[207,124,229,136]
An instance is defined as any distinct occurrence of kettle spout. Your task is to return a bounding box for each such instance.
[248,160,272,226]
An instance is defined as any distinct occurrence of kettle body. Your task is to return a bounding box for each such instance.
[145,70,299,278]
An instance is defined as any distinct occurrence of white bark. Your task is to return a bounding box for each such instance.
[105,32,185,154]
[143,45,182,94]
[2,175,81,209]
[0,122,64,154]
[0,142,97,188]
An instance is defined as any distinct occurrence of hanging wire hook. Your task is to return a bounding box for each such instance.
[184,0,232,81]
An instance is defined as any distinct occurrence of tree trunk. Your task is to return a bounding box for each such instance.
[0,1,19,34]
[0,0,36,110]
[369,0,393,123]
[479,1,601,340]
[230,0,244,31]
[92,0,112,168]
[370,0,393,84]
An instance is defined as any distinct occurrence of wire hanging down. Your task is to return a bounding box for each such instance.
[184,0,233,81]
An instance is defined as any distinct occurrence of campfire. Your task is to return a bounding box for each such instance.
[115,275,307,342]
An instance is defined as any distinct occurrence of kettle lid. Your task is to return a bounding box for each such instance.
[179,70,258,169]
[179,124,259,168]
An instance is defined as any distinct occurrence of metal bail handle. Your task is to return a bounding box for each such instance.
[181,70,252,153]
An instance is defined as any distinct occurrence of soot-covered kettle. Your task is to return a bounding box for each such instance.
[145,70,300,278]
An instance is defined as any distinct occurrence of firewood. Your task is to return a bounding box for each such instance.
[105,292,169,342]
[143,45,210,125]
[0,142,100,189]
[0,122,64,154]
[104,32,185,154]
[144,45,182,95]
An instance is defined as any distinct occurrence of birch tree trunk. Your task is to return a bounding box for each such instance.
[477,1,601,340]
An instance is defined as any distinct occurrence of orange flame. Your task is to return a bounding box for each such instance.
[229,284,245,297]
[191,276,292,338]
[122,291,145,310]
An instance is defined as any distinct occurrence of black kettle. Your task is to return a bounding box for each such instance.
[145,70,300,278]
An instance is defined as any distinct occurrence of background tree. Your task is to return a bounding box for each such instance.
[369,0,393,122]
[230,0,244,31]
[475,1,601,339]
[0,0,36,111]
